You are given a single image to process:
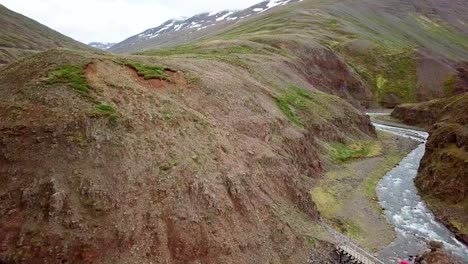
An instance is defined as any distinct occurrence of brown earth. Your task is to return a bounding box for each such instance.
[0,48,375,263]
[391,94,468,246]
[416,241,462,264]
[417,249,460,264]
[288,40,374,109]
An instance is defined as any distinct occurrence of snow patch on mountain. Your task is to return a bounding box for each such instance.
[88,42,116,50]
[110,0,302,53]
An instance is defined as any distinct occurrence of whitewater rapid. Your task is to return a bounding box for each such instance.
[372,123,468,263]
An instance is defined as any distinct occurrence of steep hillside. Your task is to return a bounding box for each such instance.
[123,0,468,107]
[391,94,468,245]
[0,4,90,66]
[0,44,376,263]
[109,0,302,53]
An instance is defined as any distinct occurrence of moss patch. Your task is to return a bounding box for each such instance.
[96,103,118,122]
[126,62,168,80]
[274,85,338,127]
[443,75,456,97]
[310,188,340,219]
[326,140,382,163]
[47,65,89,93]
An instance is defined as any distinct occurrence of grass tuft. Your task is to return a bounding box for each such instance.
[275,96,303,126]
[47,65,89,93]
[126,62,168,80]
[96,103,118,122]
[327,141,382,163]
[275,85,317,126]
[443,75,456,97]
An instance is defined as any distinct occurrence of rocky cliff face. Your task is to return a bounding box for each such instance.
[391,94,468,245]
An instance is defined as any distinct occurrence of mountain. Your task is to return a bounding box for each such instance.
[0,4,90,66]
[88,42,116,50]
[133,0,468,107]
[0,0,467,263]
[110,0,302,53]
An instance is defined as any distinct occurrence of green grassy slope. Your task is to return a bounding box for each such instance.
[138,0,468,107]
[0,4,91,66]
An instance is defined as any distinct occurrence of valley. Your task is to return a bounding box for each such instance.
[0,0,467,263]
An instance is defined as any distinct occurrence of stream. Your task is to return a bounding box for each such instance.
[372,122,468,263]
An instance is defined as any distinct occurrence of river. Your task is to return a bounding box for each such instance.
[372,122,468,263]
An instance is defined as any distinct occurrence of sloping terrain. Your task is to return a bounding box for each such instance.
[121,0,468,107]
[391,94,468,245]
[109,0,302,53]
[0,4,90,66]
[0,0,467,263]
[0,44,377,263]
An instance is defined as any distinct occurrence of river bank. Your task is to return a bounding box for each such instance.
[313,116,468,263]
[311,129,418,252]
[374,123,468,264]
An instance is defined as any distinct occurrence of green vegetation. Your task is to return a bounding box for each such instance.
[275,97,302,126]
[271,203,332,245]
[139,44,265,69]
[361,153,405,202]
[47,65,89,93]
[341,45,417,104]
[126,62,168,80]
[310,131,413,250]
[310,187,341,219]
[443,75,456,97]
[274,85,336,127]
[376,75,387,90]
[413,14,468,53]
[96,103,118,122]
[140,44,260,57]
[326,140,382,163]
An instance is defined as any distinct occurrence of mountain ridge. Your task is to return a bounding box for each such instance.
[88,42,116,50]
[109,0,303,53]
[0,4,90,66]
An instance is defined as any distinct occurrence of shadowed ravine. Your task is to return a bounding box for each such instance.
[372,123,468,263]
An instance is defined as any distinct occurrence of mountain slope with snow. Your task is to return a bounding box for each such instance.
[110,0,302,53]
[88,42,116,50]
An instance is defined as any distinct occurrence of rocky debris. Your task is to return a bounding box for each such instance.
[381,93,402,108]
[415,241,461,264]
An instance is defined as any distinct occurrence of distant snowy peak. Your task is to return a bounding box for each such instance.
[135,0,300,39]
[88,42,116,50]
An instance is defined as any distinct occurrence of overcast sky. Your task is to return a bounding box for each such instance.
[1,0,262,44]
